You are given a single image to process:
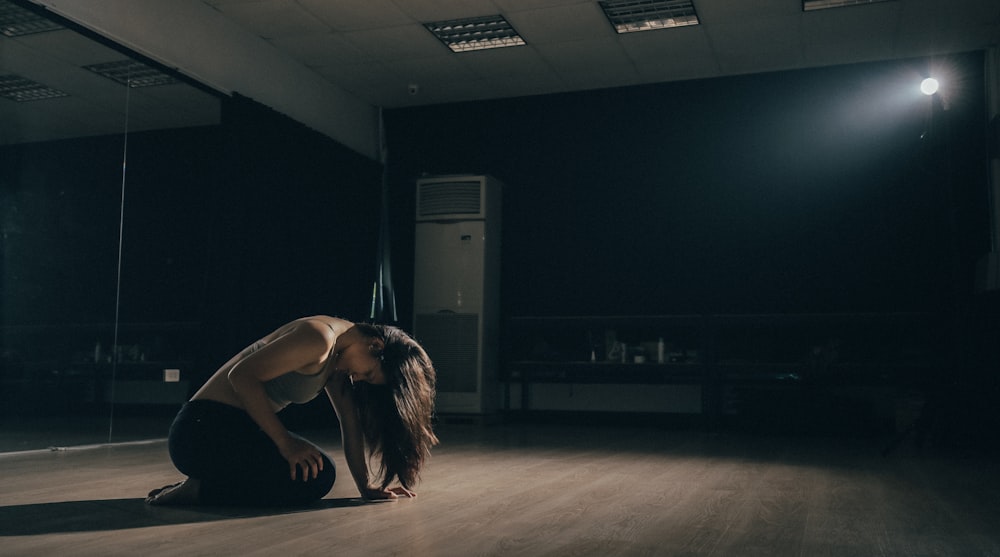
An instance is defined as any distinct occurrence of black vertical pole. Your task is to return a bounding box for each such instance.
[370,108,398,325]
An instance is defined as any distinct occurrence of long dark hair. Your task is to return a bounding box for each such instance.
[351,323,439,489]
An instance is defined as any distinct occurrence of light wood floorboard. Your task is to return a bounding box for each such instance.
[1,422,998,556]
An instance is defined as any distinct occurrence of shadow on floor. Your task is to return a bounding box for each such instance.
[0,497,370,536]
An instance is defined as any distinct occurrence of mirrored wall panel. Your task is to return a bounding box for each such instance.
[1,0,220,450]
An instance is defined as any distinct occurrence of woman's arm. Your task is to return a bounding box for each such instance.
[324,375,415,500]
[227,320,331,481]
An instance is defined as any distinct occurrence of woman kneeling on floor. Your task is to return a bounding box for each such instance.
[145,315,438,506]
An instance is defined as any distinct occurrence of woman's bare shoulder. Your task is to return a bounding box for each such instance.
[267,316,346,341]
[290,315,352,334]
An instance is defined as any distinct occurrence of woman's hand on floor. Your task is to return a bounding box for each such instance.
[361,485,416,501]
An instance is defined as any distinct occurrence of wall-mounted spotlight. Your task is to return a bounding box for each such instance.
[920,77,939,96]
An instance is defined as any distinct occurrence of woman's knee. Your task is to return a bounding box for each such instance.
[292,454,336,501]
[314,454,337,494]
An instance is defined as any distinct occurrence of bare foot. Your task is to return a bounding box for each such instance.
[146,481,182,499]
[145,478,200,506]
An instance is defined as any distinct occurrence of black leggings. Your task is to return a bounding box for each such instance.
[167,400,336,506]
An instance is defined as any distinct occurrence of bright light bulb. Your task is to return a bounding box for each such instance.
[920,77,939,96]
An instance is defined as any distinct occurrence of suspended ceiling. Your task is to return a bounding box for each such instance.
[208,0,997,106]
[1,0,998,156]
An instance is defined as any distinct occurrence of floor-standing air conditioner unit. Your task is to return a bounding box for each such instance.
[413,175,502,415]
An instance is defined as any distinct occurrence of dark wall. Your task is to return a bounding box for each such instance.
[1,94,383,388]
[195,95,383,359]
[385,52,991,320]
[2,133,126,327]
[2,53,995,430]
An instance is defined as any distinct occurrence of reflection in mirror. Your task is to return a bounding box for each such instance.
[1,0,220,451]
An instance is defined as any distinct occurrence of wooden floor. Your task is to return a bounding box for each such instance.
[1,420,998,557]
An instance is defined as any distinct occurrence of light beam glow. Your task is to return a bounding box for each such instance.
[920,77,939,96]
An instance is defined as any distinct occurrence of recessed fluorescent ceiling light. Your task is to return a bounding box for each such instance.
[425,14,525,52]
[599,0,699,34]
[0,74,68,102]
[803,0,895,11]
[0,0,63,37]
[83,60,178,88]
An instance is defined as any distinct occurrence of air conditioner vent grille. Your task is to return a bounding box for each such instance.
[418,181,482,217]
[415,313,479,393]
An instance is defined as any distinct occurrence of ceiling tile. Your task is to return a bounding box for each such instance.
[535,37,635,77]
[459,44,556,79]
[800,2,900,67]
[11,28,123,67]
[619,26,720,82]
[341,23,447,61]
[297,0,415,31]
[706,16,801,52]
[800,1,901,46]
[504,3,614,44]
[204,0,273,6]
[383,54,481,85]
[492,0,587,12]
[0,35,57,75]
[209,0,329,39]
[314,59,393,92]
[269,32,369,67]
[695,0,801,23]
[707,16,805,74]
[389,0,503,22]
